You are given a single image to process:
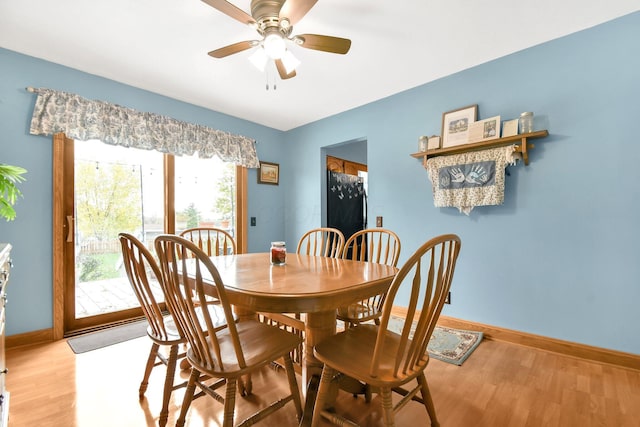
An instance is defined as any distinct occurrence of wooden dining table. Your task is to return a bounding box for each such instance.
[191,252,397,426]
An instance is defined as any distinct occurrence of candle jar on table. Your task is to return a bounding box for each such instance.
[270,241,286,265]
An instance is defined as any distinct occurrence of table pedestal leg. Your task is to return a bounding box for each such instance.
[300,311,335,427]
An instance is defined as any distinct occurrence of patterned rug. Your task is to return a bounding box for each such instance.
[387,315,483,365]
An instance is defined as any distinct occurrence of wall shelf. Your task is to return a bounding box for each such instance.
[411,130,549,166]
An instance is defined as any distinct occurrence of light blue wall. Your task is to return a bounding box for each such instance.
[0,48,287,335]
[283,12,640,354]
[1,12,639,355]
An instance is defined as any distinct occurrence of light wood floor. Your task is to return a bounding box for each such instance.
[6,334,640,427]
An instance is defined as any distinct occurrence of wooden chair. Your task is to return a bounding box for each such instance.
[119,233,231,427]
[261,227,345,367]
[179,227,236,256]
[180,227,236,305]
[154,234,303,427]
[296,227,345,258]
[312,234,462,427]
[337,228,401,328]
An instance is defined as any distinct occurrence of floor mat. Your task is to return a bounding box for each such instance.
[67,321,148,354]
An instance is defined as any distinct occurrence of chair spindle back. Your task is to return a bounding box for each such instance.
[180,227,236,257]
[297,227,345,258]
[119,233,171,341]
[155,234,243,372]
[371,234,461,379]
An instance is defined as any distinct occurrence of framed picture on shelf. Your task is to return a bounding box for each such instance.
[441,104,478,148]
[502,119,519,137]
[257,161,279,185]
[467,116,501,143]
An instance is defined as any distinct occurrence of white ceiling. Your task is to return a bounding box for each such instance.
[1,1,638,131]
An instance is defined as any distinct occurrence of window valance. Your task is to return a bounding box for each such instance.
[28,87,260,168]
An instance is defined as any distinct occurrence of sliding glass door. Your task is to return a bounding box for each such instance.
[73,139,165,321]
[56,136,244,334]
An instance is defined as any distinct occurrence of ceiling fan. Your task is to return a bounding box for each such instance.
[202,0,351,80]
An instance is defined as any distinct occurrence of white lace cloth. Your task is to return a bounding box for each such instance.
[425,145,520,215]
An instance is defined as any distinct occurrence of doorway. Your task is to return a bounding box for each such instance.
[324,145,368,243]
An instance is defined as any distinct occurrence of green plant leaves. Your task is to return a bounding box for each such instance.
[0,163,27,221]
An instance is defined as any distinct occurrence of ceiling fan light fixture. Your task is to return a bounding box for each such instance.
[248,47,269,71]
[281,50,301,74]
[202,0,352,80]
[263,32,286,59]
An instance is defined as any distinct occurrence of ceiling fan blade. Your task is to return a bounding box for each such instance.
[295,34,351,54]
[275,59,297,79]
[279,0,318,26]
[201,0,255,25]
[208,40,257,58]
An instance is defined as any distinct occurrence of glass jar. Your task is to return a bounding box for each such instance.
[418,136,428,152]
[270,241,286,265]
[519,112,534,134]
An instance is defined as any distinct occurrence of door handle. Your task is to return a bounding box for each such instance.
[66,215,74,243]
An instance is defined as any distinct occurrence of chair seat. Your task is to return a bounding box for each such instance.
[147,303,228,345]
[188,320,303,377]
[336,302,380,323]
[146,315,183,344]
[314,324,428,389]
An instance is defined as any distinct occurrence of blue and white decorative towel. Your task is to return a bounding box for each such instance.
[425,145,520,215]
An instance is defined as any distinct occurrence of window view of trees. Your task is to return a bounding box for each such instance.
[215,163,235,228]
[75,160,144,283]
[175,156,235,233]
[75,161,142,241]
[183,203,200,229]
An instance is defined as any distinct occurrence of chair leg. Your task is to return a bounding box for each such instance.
[158,344,179,427]
[311,365,336,427]
[176,368,200,427]
[223,378,237,427]
[140,343,160,399]
[179,357,190,371]
[364,383,373,403]
[282,353,303,420]
[238,374,252,396]
[380,387,395,427]
[179,343,190,370]
[417,373,440,427]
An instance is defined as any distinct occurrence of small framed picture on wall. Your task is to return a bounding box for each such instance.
[257,161,280,185]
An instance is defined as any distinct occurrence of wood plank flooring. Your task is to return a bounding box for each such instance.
[6,334,640,426]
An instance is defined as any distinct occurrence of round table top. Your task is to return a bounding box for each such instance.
[200,252,398,313]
